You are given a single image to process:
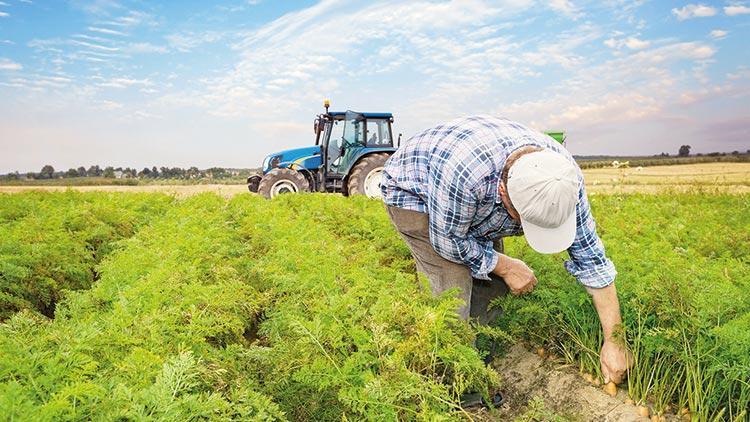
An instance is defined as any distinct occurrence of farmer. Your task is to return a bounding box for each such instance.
[381,115,631,384]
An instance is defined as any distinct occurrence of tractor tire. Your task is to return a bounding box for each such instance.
[258,168,309,199]
[347,153,390,198]
[247,175,261,193]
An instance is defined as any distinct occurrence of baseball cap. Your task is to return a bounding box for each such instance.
[506,149,580,254]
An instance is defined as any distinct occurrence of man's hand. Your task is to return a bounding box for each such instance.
[600,340,633,384]
[493,254,537,295]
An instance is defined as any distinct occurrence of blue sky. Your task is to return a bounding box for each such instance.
[0,0,749,173]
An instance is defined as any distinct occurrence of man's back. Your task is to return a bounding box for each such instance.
[381,115,576,213]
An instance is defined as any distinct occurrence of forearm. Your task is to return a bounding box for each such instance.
[586,283,622,341]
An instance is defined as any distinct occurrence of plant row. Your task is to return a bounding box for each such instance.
[0,191,173,320]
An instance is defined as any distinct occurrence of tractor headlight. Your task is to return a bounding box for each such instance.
[269,155,281,169]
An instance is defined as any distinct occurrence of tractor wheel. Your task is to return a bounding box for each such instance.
[247,175,261,193]
[258,168,309,199]
[347,153,390,198]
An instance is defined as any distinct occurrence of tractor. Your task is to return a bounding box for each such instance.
[248,100,398,199]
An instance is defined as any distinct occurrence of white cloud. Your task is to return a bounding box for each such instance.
[603,36,650,50]
[99,100,123,110]
[88,26,127,36]
[710,29,728,40]
[165,31,225,52]
[672,4,717,20]
[724,4,750,15]
[548,0,581,19]
[101,10,154,27]
[0,11,9,17]
[0,58,22,70]
[125,42,167,54]
[98,77,152,89]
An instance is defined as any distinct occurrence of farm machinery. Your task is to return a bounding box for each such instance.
[248,100,566,199]
[248,100,398,199]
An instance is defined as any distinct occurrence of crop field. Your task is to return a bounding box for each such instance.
[0,191,748,421]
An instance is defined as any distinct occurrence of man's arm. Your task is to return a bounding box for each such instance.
[566,183,631,383]
[587,283,631,384]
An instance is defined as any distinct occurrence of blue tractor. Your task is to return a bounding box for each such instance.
[248,100,399,199]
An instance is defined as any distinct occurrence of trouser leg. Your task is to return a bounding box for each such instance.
[385,205,472,320]
[470,239,509,325]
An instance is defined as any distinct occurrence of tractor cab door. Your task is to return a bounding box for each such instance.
[326,111,365,176]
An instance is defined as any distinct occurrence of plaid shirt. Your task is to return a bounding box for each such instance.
[381,115,616,288]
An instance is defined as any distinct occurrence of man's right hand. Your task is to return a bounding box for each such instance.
[493,254,538,295]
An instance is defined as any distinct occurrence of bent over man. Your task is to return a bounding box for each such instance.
[381,115,631,384]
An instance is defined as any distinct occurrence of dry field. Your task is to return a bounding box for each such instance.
[1,162,749,196]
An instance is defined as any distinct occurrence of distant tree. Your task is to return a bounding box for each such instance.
[187,166,200,179]
[731,150,740,155]
[678,145,691,157]
[151,166,159,178]
[77,166,87,177]
[660,152,670,157]
[6,171,20,180]
[87,165,102,177]
[103,166,115,178]
[26,172,35,180]
[65,168,78,178]
[40,165,55,179]
[207,167,227,179]
[139,167,152,178]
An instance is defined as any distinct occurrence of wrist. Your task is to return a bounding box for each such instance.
[493,253,509,276]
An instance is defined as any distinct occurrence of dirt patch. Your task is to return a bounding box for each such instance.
[482,344,674,421]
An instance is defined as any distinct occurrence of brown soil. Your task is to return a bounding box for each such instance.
[475,344,678,422]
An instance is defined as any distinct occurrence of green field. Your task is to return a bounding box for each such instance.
[0,192,748,420]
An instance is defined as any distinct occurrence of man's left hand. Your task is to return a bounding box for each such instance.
[600,340,633,384]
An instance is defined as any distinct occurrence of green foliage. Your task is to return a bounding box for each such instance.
[2,191,747,420]
[0,191,173,320]
[496,193,750,420]
[0,192,498,421]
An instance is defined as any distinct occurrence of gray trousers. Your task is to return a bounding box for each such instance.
[386,205,508,324]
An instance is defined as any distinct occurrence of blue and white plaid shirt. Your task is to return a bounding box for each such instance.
[381,115,616,289]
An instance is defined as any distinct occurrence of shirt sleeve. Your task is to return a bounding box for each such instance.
[564,183,617,288]
[426,159,498,280]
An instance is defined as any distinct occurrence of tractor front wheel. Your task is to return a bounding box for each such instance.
[347,153,390,198]
[247,175,261,193]
[258,168,309,199]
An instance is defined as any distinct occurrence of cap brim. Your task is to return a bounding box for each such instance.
[520,210,577,254]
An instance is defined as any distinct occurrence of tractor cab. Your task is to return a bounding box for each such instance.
[248,101,399,199]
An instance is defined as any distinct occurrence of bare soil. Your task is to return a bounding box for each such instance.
[472,344,679,422]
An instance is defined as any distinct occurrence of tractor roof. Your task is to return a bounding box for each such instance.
[329,111,393,119]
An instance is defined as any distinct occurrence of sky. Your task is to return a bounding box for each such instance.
[0,0,749,173]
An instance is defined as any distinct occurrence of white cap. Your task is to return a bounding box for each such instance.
[506,149,580,254]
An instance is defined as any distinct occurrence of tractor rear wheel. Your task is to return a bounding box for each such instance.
[347,153,390,198]
[258,168,309,199]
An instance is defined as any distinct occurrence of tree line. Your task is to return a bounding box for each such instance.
[1,165,247,181]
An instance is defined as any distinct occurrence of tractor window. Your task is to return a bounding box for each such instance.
[366,119,392,147]
[327,119,346,171]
